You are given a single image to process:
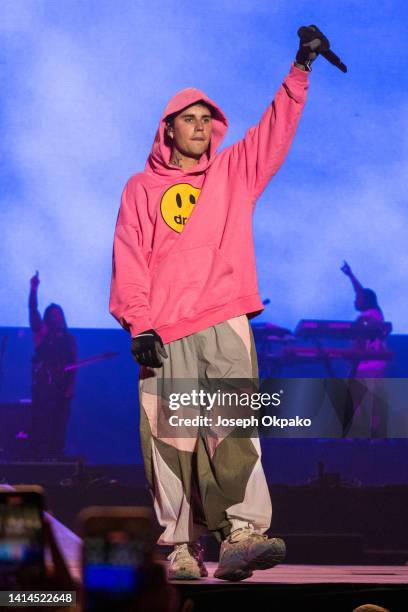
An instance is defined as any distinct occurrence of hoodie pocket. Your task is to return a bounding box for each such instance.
[150,245,236,328]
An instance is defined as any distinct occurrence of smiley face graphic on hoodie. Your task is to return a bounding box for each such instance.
[110,65,310,343]
[160,183,201,233]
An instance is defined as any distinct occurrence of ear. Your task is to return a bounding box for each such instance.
[166,124,174,140]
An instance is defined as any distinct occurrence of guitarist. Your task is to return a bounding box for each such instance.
[28,272,77,459]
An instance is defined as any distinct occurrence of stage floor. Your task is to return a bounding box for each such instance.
[50,514,408,584]
[47,515,408,610]
[171,562,408,585]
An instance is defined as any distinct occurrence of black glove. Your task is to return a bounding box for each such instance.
[131,329,168,368]
[296,25,330,71]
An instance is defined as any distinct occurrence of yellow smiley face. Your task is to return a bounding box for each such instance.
[160,183,201,233]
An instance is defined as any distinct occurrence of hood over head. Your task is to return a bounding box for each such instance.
[145,87,228,177]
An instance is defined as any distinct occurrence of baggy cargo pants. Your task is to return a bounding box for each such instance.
[138,315,272,545]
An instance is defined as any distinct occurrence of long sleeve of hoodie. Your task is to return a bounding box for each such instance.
[109,182,152,337]
[225,64,309,199]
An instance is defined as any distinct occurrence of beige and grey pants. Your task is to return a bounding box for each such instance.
[138,315,272,545]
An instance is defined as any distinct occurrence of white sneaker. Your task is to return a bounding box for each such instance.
[214,525,286,582]
[167,542,208,580]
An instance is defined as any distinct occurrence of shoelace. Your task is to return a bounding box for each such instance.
[167,542,203,563]
[227,526,267,544]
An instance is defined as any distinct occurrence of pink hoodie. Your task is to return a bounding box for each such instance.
[110,64,309,344]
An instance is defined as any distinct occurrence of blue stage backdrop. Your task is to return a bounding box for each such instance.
[0,326,408,482]
[1,1,408,333]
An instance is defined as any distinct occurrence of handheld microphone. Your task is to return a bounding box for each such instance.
[320,48,347,73]
[297,26,347,73]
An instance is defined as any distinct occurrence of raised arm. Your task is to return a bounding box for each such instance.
[341,261,365,298]
[29,272,48,347]
[224,63,309,199]
[29,272,43,332]
[223,25,335,200]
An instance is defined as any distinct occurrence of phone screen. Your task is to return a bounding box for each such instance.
[0,492,45,588]
[83,516,153,612]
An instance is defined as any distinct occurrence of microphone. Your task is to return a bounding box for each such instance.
[297,26,347,73]
[320,49,347,73]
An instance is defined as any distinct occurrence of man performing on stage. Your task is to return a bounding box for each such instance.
[110,27,329,581]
